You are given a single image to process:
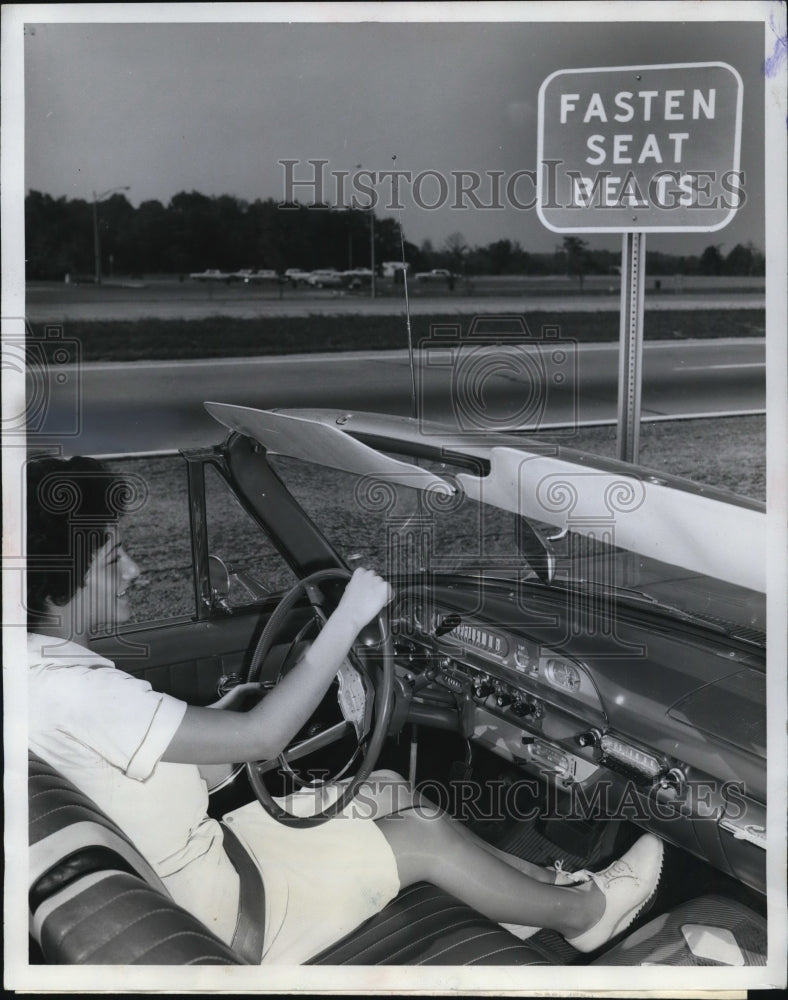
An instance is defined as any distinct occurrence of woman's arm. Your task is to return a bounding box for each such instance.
[195,683,266,786]
[162,568,392,765]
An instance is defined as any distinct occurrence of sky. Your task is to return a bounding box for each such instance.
[21,5,773,257]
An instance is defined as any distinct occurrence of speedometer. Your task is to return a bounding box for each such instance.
[449,623,509,658]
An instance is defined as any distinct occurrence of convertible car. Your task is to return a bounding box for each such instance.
[29,404,768,969]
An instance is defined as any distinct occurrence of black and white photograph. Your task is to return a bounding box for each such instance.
[3,2,786,994]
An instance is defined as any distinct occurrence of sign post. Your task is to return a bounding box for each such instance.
[618,232,646,462]
[536,62,743,462]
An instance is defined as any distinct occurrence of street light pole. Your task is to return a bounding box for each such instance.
[92,186,130,285]
[355,164,376,299]
[92,194,101,285]
[369,209,376,299]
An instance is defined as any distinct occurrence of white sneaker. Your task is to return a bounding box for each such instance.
[566,833,664,953]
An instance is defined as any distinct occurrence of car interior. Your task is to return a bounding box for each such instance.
[28,410,768,967]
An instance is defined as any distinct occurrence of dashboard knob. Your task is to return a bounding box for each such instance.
[512,698,540,718]
[496,691,512,708]
[217,672,243,697]
[577,729,601,749]
[656,767,688,802]
[474,680,495,698]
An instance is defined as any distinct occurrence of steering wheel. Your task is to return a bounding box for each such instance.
[244,568,395,826]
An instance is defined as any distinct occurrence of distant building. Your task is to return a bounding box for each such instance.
[381,261,410,278]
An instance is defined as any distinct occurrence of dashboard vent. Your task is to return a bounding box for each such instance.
[686,613,765,647]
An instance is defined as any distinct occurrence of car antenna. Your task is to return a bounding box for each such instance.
[392,154,418,420]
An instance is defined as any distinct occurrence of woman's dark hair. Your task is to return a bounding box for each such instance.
[26,455,132,625]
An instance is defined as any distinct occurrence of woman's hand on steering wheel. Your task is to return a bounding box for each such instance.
[245,566,397,825]
[336,568,393,633]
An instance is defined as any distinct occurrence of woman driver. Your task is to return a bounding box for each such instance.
[26,455,664,963]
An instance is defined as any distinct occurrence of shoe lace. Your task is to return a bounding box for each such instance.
[551,859,593,884]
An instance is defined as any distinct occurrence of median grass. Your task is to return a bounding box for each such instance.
[30,308,765,363]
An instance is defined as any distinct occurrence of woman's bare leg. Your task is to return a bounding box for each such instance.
[358,770,560,884]
[375,804,604,937]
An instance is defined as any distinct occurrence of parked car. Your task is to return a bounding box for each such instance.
[27,403,768,968]
[306,269,344,288]
[227,268,255,283]
[284,268,312,285]
[188,268,230,282]
[414,268,453,282]
[240,269,279,283]
[342,268,374,289]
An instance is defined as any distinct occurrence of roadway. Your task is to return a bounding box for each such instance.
[28,338,765,455]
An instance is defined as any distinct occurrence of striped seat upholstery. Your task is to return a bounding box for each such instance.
[309,882,564,965]
[29,752,244,965]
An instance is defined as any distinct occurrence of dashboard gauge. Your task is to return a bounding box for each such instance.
[514,642,539,676]
[448,622,509,659]
[411,600,426,631]
[543,656,582,691]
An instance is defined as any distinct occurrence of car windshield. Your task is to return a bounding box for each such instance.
[267,450,766,638]
[204,403,765,638]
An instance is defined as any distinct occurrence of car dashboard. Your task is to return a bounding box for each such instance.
[391,579,766,896]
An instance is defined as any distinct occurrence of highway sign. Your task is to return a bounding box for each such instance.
[537,62,743,232]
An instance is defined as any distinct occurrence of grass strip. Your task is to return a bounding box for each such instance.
[29,309,764,363]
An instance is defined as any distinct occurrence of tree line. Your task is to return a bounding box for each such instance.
[25,190,765,281]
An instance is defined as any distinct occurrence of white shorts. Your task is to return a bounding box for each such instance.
[222,780,401,964]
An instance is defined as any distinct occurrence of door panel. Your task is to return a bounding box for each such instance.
[91,603,313,705]
[91,612,263,705]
